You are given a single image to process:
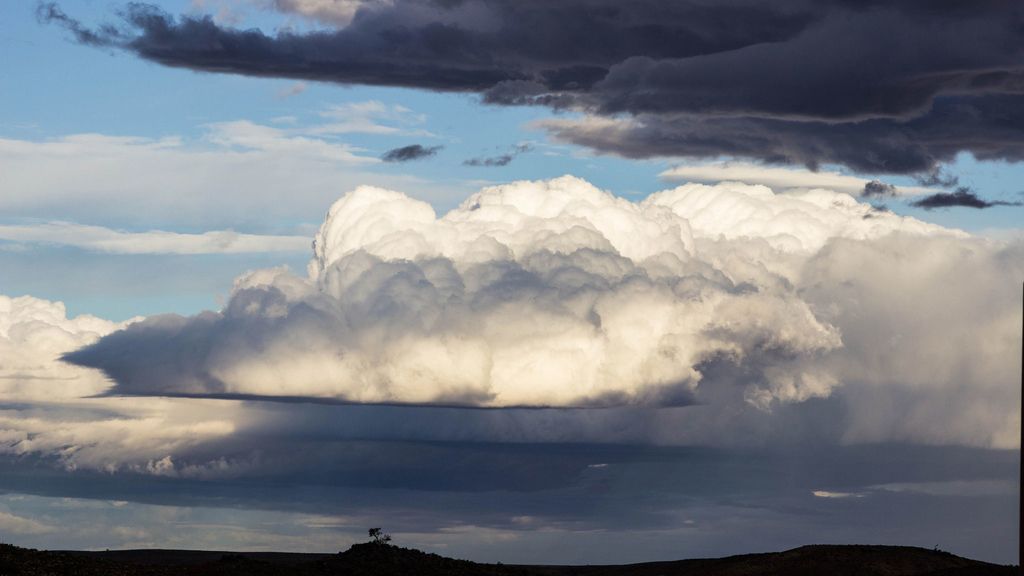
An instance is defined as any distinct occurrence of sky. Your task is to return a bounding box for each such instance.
[0,0,1022,565]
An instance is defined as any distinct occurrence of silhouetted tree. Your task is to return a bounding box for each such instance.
[368,527,392,545]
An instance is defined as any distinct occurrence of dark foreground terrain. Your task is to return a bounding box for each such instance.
[0,542,1016,576]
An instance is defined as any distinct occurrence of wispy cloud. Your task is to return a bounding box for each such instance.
[204,120,377,163]
[812,490,863,499]
[0,222,309,254]
[270,0,394,26]
[869,480,1018,497]
[309,100,434,137]
[276,81,308,100]
[0,510,55,535]
[660,162,934,197]
[464,143,533,167]
[0,122,462,231]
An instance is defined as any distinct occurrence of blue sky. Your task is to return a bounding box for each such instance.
[3,1,1022,320]
[1,0,668,318]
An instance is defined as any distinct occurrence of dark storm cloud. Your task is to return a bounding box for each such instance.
[861,180,896,198]
[581,8,1024,122]
[381,144,442,162]
[37,1,815,92]
[543,95,1024,174]
[39,0,1024,176]
[909,187,1024,210]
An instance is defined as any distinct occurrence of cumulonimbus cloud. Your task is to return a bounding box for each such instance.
[60,175,1022,449]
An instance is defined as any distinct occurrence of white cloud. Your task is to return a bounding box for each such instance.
[0,510,54,535]
[0,493,366,552]
[0,110,461,232]
[0,294,238,474]
[62,175,1022,450]
[0,221,309,255]
[801,234,1023,449]
[2,174,1018,485]
[309,100,434,137]
[660,161,935,197]
[190,0,248,24]
[204,120,377,162]
[277,81,309,99]
[645,180,956,253]
[811,490,863,499]
[975,227,1024,242]
[272,0,395,25]
[0,294,123,401]
[76,177,868,408]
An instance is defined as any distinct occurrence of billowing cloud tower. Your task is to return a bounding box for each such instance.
[65,176,1020,448]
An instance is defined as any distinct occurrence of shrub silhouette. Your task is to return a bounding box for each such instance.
[368,527,392,545]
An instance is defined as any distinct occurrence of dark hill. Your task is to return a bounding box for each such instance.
[0,542,1016,576]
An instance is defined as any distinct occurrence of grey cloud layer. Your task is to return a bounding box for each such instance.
[2,441,1017,562]
[39,0,1024,175]
[540,95,1024,174]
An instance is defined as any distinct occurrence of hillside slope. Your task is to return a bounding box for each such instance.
[0,542,1016,576]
